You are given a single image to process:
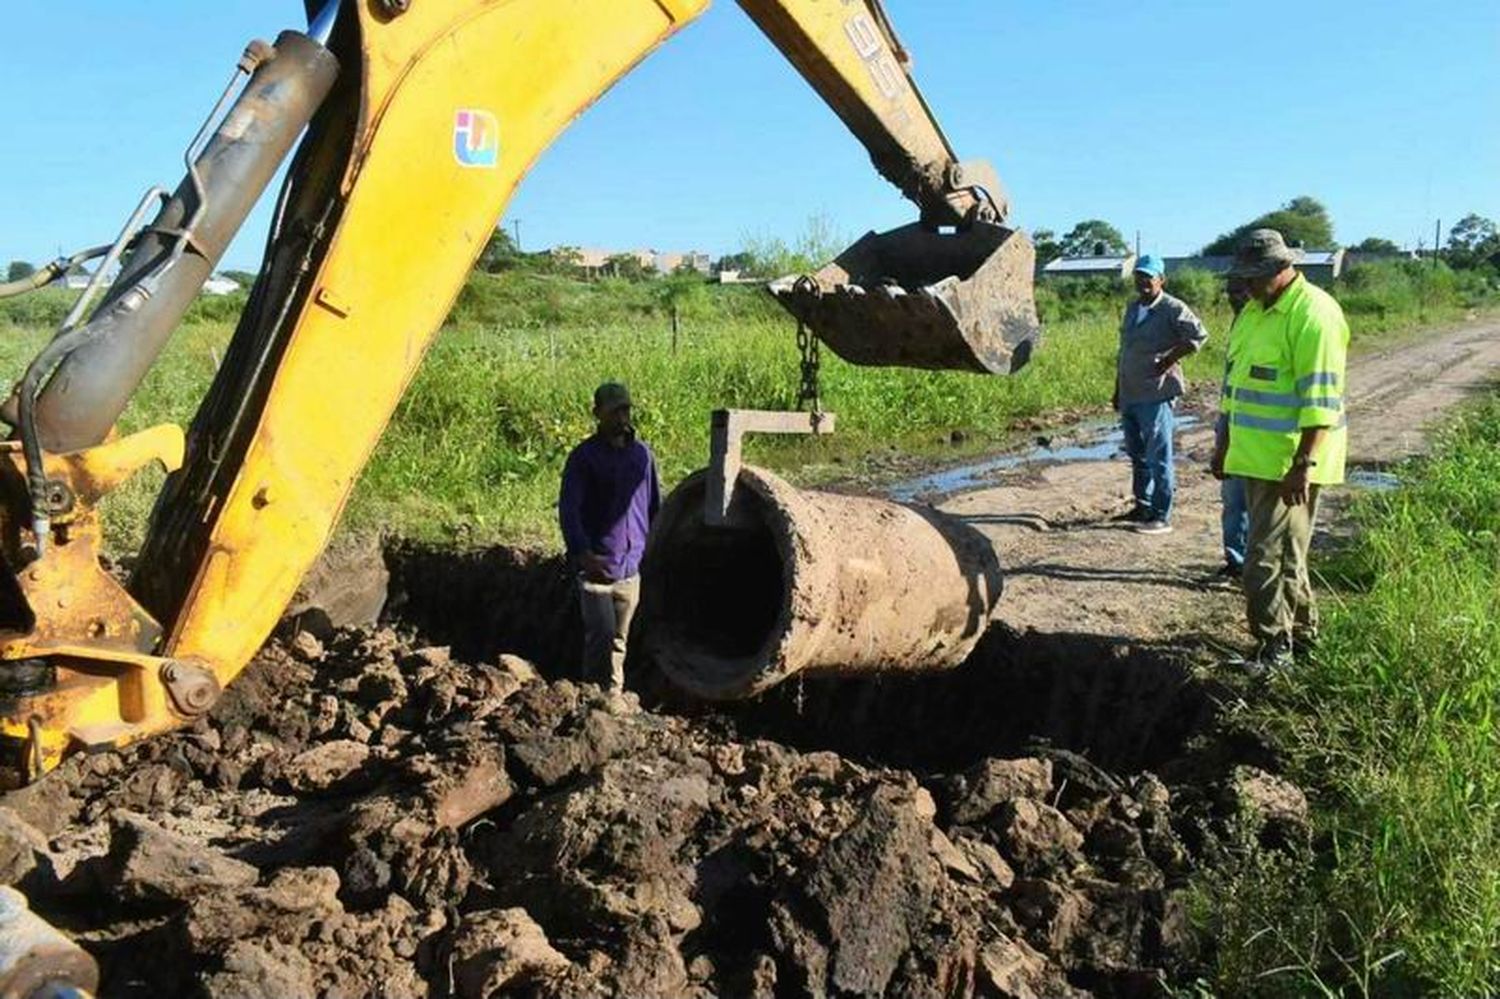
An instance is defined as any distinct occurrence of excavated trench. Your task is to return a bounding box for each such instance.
[384,543,1220,776]
[0,538,1304,999]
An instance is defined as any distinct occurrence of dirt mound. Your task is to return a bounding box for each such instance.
[1,625,1292,997]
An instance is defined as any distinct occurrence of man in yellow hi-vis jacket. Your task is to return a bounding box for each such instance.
[1211,229,1348,670]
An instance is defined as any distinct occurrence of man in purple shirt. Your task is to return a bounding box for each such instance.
[558,382,662,696]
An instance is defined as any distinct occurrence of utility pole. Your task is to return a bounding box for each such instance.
[512,218,522,252]
[1134,230,1141,258]
[1433,218,1441,269]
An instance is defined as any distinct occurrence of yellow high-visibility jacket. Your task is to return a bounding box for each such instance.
[1223,274,1349,485]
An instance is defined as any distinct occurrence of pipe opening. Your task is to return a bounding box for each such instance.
[643,476,788,693]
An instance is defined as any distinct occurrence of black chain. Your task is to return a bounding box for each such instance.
[793,276,822,418]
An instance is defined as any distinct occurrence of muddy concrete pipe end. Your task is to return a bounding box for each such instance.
[640,465,1003,700]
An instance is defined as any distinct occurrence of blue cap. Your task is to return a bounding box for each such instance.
[1133,254,1165,278]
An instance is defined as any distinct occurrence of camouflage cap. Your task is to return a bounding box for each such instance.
[1229,228,1298,279]
[593,381,632,412]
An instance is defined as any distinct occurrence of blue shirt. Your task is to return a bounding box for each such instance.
[558,435,661,581]
[1116,291,1209,406]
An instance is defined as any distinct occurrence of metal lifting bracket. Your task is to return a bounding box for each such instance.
[704,409,835,526]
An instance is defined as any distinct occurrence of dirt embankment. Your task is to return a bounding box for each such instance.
[0,611,1302,999]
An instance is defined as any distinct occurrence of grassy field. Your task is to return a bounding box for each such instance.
[1199,387,1500,997]
[0,259,1493,552]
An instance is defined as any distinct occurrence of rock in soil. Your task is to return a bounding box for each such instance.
[0,622,1285,996]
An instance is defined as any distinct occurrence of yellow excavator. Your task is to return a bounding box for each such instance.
[0,0,1038,784]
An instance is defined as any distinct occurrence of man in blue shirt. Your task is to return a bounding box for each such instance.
[558,382,662,696]
[1112,254,1209,535]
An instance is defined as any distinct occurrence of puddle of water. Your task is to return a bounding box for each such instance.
[888,416,1200,502]
[1347,469,1402,492]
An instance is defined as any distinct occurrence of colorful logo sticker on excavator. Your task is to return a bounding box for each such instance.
[454,109,499,168]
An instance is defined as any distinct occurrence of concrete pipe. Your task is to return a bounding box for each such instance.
[640,465,1002,699]
[0,887,98,999]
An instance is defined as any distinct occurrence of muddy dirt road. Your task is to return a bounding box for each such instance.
[931,317,1500,647]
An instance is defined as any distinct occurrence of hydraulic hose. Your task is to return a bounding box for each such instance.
[0,245,110,300]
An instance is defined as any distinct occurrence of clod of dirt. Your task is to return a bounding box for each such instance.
[103,811,258,903]
[941,756,1054,824]
[1,776,81,839]
[450,907,571,997]
[283,740,370,792]
[182,866,434,999]
[977,935,1086,998]
[770,783,941,996]
[1219,765,1311,848]
[0,807,50,886]
[289,628,326,662]
[994,798,1086,875]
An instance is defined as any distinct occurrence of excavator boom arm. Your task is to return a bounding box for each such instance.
[735,0,1005,225]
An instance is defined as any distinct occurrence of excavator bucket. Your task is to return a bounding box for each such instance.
[768,221,1040,375]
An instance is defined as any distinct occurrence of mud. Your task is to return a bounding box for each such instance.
[0,593,1297,998]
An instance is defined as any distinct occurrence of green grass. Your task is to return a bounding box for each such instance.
[1197,387,1500,996]
[0,264,1492,552]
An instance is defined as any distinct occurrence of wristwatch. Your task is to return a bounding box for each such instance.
[1291,456,1318,469]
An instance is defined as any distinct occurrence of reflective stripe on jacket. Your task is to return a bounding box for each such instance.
[1222,274,1349,485]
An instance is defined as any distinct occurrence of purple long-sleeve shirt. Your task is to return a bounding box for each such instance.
[558,435,661,581]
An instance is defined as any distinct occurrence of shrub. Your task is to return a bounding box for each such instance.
[1165,267,1221,311]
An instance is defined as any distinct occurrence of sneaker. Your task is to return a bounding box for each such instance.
[1134,519,1173,535]
[1217,561,1243,579]
[1111,506,1151,523]
[1230,640,1293,677]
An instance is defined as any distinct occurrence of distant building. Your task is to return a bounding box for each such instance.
[1295,249,1344,287]
[654,250,712,275]
[1040,254,1136,279]
[569,247,653,276]
[59,270,241,295]
[1163,256,1233,276]
[558,246,710,277]
[1343,248,1417,271]
[714,269,765,285]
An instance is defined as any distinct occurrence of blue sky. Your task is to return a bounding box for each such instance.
[2,1,1495,270]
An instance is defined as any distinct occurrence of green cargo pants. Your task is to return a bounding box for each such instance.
[1242,478,1322,650]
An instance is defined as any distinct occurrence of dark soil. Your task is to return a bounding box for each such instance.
[0,546,1306,998]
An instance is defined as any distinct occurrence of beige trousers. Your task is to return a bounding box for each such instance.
[578,574,640,692]
[1242,478,1322,649]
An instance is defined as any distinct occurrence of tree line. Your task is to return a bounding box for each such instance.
[10,200,1496,286]
[1030,197,1500,271]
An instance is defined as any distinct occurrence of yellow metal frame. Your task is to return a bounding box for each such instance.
[0,427,184,777]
